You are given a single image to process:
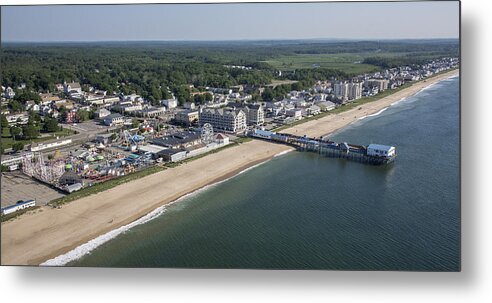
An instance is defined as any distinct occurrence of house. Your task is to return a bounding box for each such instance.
[4,87,15,99]
[103,113,124,126]
[65,109,77,123]
[215,133,230,145]
[94,108,111,119]
[40,93,65,105]
[64,81,82,95]
[285,109,302,120]
[6,113,29,125]
[316,101,336,112]
[306,105,321,116]
[25,101,40,112]
[55,83,65,92]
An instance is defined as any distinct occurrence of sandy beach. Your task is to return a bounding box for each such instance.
[0,69,458,265]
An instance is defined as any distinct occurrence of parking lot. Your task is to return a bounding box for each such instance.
[1,171,65,207]
[62,120,113,133]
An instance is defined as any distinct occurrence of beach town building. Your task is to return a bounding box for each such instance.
[103,113,124,126]
[94,108,111,120]
[161,98,178,109]
[112,103,143,114]
[6,113,29,125]
[367,144,396,158]
[199,107,247,133]
[315,101,336,112]
[1,200,36,216]
[156,149,187,162]
[135,106,166,118]
[64,81,82,95]
[183,102,196,110]
[3,87,15,99]
[227,102,265,126]
[151,131,202,150]
[40,93,65,106]
[365,79,389,92]
[285,108,303,120]
[174,110,199,126]
[215,133,229,145]
[25,101,40,112]
[348,82,363,100]
[306,104,321,116]
[334,82,349,101]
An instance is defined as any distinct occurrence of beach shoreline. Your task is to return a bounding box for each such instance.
[0,69,459,266]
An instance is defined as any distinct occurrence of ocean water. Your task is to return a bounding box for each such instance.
[68,77,460,270]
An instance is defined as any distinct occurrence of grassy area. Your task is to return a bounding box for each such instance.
[1,127,76,151]
[263,52,384,74]
[266,79,299,87]
[1,206,41,223]
[273,68,457,133]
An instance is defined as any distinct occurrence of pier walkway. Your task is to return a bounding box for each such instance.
[247,129,396,165]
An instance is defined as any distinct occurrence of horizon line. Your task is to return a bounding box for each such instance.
[2,37,459,44]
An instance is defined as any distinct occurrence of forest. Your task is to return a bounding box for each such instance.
[1,39,459,104]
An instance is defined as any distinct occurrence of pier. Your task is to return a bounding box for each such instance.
[247,129,396,165]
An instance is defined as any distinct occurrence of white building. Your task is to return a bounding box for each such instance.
[199,108,247,133]
[348,82,363,100]
[285,109,302,120]
[64,81,82,95]
[4,87,16,99]
[334,82,349,101]
[103,113,124,126]
[183,102,196,110]
[161,98,178,109]
[95,108,111,119]
[367,144,396,158]
[228,103,265,126]
[1,200,36,215]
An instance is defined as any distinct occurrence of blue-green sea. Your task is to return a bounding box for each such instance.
[66,77,460,270]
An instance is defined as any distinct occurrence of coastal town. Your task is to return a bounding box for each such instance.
[1,56,458,217]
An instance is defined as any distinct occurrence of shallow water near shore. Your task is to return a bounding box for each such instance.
[68,77,460,270]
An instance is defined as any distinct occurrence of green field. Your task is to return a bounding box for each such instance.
[263,52,398,73]
[1,127,75,152]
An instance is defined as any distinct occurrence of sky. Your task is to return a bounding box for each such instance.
[1,1,460,42]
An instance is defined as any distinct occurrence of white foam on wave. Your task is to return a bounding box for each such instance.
[358,107,389,121]
[41,204,170,266]
[274,149,293,158]
[391,97,406,106]
[41,157,274,266]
